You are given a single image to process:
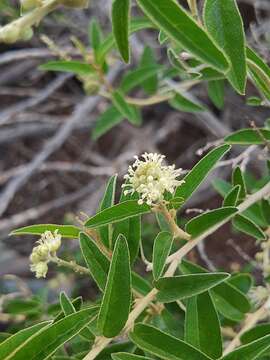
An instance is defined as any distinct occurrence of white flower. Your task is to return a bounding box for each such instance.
[122,153,184,206]
[30,261,48,278]
[29,229,62,278]
[249,286,269,307]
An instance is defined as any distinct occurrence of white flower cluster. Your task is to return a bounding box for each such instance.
[249,286,269,307]
[30,230,61,278]
[122,153,184,206]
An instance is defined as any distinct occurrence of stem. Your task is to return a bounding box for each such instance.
[51,256,90,275]
[187,0,199,19]
[158,202,191,241]
[83,182,270,359]
[223,299,270,355]
[0,0,60,43]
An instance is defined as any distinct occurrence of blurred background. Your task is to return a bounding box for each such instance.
[0,0,270,330]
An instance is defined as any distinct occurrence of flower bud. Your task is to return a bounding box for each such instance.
[31,261,48,278]
[83,76,100,95]
[20,27,34,42]
[0,24,21,44]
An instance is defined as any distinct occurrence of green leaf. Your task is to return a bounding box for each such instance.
[112,0,131,63]
[223,185,240,207]
[185,207,238,238]
[85,200,150,228]
[92,106,124,140]
[132,272,152,296]
[152,231,173,280]
[232,166,246,200]
[98,235,131,337]
[112,353,153,360]
[136,0,229,72]
[129,323,212,360]
[79,232,110,291]
[0,322,51,360]
[120,65,161,93]
[59,292,94,341]
[139,46,158,94]
[224,128,270,145]
[99,175,118,248]
[9,308,98,360]
[175,144,231,203]
[60,292,76,315]
[221,334,270,360]
[180,260,251,321]
[155,272,230,303]
[232,214,266,240]
[262,199,270,224]
[97,17,154,64]
[169,93,205,113]
[208,80,225,109]
[53,297,82,322]
[39,61,94,75]
[185,292,222,359]
[241,324,270,344]
[11,224,80,238]
[228,273,253,294]
[89,18,103,53]
[112,90,141,125]
[246,47,270,100]
[203,0,247,94]
[247,96,263,107]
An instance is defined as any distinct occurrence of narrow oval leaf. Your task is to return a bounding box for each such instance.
[185,207,238,238]
[208,80,225,109]
[0,322,51,360]
[60,292,76,315]
[224,128,270,145]
[99,175,118,248]
[139,46,158,94]
[246,47,270,100]
[120,65,161,93]
[233,214,266,240]
[223,185,240,207]
[175,144,231,203]
[39,61,94,75]
[155,272,230,303]
[112,0,131,63]
[92,106,123,140]
[152,231,173,280]
[169,93,205,113]
[221,334,270,360]
[112,353,153,360]
[53,296,82,323]
[185,292,222,359]
[84,200,150,228]
[11,224,80,238]
[97,17,154,63]
[132,272,152,296]
[9,308,98,360]
[79,232,110,291]
[59,292,94,341]
[129,323,212,360]
[232,166,246,201]
[180,260,251,320]
[241,324,270,344]
[136,0,229,72]
[203,0,247,94]
[112,90,141,125]
[98,235,131,337]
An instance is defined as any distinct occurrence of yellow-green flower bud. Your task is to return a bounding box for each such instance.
[20,27,34,42]
[83,76,100,95]
[0,24,21,44]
